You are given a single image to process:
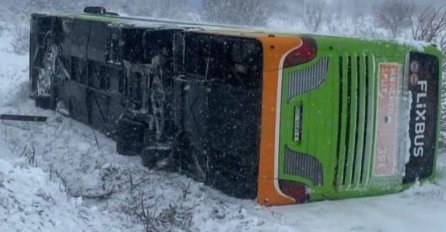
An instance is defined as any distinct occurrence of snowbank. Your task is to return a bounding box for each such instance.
[0,156,127,232]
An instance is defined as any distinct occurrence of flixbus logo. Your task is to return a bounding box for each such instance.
[374,63,400,177]
[404,52,439,184]
[410,60,427,157]
[413,80,427,157]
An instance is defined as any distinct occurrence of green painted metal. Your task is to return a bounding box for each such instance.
[278,36,443,201]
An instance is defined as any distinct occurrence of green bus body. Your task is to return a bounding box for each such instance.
[279,36,442,201]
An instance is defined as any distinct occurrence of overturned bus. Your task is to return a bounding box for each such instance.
[29,7,442,206]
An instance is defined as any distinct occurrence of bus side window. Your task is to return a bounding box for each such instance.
[121,28,144,63]
[88,61,101,88]
[185,34,210,78]
[129,72,142,110]
[99,65,108,90]
[71,57,87,84]
[88,22,107,62]
[106,27,121,64]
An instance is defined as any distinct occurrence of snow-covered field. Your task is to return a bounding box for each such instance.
[1,20,446,232]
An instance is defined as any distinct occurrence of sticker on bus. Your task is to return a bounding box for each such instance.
[374,63,401,177]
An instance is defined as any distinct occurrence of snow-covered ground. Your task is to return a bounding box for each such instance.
[1,21,446,232]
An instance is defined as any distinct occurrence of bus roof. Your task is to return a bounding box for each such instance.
[34,12,438,53]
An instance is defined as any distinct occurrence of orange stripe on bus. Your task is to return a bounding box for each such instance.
[256,35,302,206]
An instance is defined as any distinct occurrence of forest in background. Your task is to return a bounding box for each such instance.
[1,0,445,55]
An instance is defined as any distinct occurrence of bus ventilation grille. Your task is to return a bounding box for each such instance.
[287,57,329,101]
[284,147,323,186]
[336,53,376,190]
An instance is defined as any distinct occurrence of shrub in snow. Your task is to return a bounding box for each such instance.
[11,26,30,55]
[131,183,196,232]
[20,144,36,166]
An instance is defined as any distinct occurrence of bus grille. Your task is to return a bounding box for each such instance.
[284,147,323,186]
[336,53,376,189]
[287,57,329,101]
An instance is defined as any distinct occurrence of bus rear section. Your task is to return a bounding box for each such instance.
[260,35,442,205]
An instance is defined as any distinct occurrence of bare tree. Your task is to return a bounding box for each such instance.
[411,5,446,74]
[110,0,189,20]
[11,26,30,55]
[411,6,446,42]
[157,0,190,19]
[203,0,271,26]
[374,0,415,38]
[299,0,325,32]
[411,5,446,67]
[410,5,446,146]
[133,0,189,19]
